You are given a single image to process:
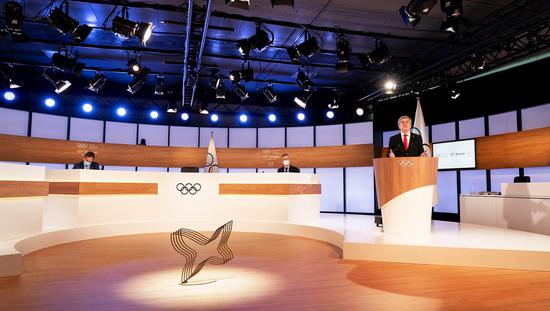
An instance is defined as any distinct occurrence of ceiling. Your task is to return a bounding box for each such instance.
[0,0,549,127]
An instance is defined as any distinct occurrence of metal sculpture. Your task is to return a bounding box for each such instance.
[170,220,234,284]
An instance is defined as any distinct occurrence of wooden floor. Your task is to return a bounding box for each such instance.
[1,232,550,310]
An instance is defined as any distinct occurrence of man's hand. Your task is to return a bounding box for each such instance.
[421,151,428,157]
[389,149,395,158]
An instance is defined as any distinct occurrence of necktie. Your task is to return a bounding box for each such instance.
[285,167,288,172]
[403,134,408,151]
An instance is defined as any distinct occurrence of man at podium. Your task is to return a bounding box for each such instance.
[387,116,426,157]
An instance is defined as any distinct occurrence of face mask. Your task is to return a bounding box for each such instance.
[84,160,91,165]
[283,160,290,166]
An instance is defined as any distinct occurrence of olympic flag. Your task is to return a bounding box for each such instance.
[413,97,431,156]
[204,132,219,173]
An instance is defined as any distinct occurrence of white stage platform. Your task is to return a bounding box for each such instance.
[3,214,550,277]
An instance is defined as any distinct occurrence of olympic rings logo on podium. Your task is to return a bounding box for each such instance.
[176,183,202,195]
[397,159,414,168]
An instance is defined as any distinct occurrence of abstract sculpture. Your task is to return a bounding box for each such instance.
[170,220,234,284]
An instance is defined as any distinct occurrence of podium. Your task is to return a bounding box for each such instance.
[373,157,438,235]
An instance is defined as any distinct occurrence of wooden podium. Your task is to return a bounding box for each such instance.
[373,157,438,235]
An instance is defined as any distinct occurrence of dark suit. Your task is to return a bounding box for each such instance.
[387,132,424,157]
[277,165,300,173]
[73,161,101,170]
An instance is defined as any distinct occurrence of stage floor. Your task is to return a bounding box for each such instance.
[300,214,550,271]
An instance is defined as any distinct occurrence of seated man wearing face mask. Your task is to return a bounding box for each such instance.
[73,151,101,170]
[277,153,300,173]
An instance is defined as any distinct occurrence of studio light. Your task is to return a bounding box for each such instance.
[52,53,84,74]
[127,65,149,94]
[230,64,254,83]
[336,36,351,73]
[236,28,272,57]
[293,92,311,109]
[43,72,72,94]
[440,0,470,33]
[296,70,312,92]
[239,114,248,123]
[150,110,159,119]
[471,54,486,70]
[154,75,166,96]
[5,1,23,33]
[181,112,189,121]
[210,113,219,122]
[294,37,320,58]
[225,0,250,10]
[233,83,249,101]
[271,0,294,6]
[47,7,91,43]
[268,113,277,122]
[44,98,56,107]
[112,16,153,45]
[296,112,305,121]
[328,91,341,109]
[209,69,221,89]
[87,73,107,93]
[127,76,146,94]
[82,103,93,113]
[399,0,437,27]
[3,91,15,101]
[116,107,127,117]
[216,81,226,99]
[356,107,364,116]
[326,110,335,119]
[384,79,397,94]
[450,88,460,100]
[263,84,277,103]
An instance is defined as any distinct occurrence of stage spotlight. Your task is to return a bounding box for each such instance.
[230,65,254,82]
[271,0,294,6]
[52,53,84,74]
[3,91,15,101]
[116,107,127,117]
[450,88,460,100]
[296,112,305,121]
[336,36,350,73]
[82,103,93,113]
[356,107,364,116]
[295,37,320,58]
[216,81,226,99]
[181,112,189,121]
[326,110,335,119]
[384,79,397,94]
[210,113,219,122]
[236,28,272,57]
[44,98,56,107]
[0,66,23,89]
[263,84,278,103]
[127,77,145,94]
[47,7,91,43]
[225,0,250,10]
[229,70,241,83]
[296,70,312,92]
[167,98,177,113]
[112,16,153,45]
[233,83,249,101]
[5,1,23,33]
[43,72,72,94]
[154,75,166,96]
[209,69,221,89]
[365,40,391,65]
[268,113,277,122]
[399,0,437,27]
[127,58,143,76]
[293,92,311,109]
[199,102,209,115]
[471,54,485,70]
[440,0,470,33]
[150,110,159,119]
[286,46,301,62]
[87,73,107,93]
[328,91,341,109]
[239,114,248,123]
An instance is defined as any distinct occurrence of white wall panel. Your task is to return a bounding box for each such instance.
[315,124,343,146]
[138,124,168,146]
[287,126,313,147]
[522,103,550,130]
[431,122,455,143]
[346,167,374,213]
[105,121,137,144]
[459,117,484,139]
[258,127,285,148]
[69,117,103,142]
[169,126,198,147]
[524,167,550,182]
[229,128,256,147]
[31,112,67,139]
[345,122,373,144]
[0,107,28,136]
[489,111,517,135]
[490,168,519,192]
[434,171,458,213]
[200,127,228,147]
[317,168,344,212]
[460,170,487,194]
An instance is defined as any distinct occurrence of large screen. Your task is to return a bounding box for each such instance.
[432,139,476,169]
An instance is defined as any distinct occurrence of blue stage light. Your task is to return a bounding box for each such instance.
[3,91,15,101]
[82,103,93,113]
[268,113,277,122]
[297,112,305,121]
[181,112,189,121]
[150,110,159,119]
[210,113,219,122]
[239,114,248,123]
[326,110,334,119]
[44,98,56,108]
[116,107,127,117]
